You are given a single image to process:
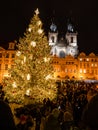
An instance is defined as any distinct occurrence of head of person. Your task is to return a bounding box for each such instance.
[87,89,98,102]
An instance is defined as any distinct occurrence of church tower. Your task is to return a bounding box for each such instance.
[48,23,58,46]
[66,22,78,56]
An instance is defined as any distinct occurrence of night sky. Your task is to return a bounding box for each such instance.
[0,0,98,54]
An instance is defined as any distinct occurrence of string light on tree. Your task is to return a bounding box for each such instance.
[37,20,41,26]
[44,57,50,62]
[12,82,17,88]
[30,41,36,47]
[16,51,21,56]
[24,56,26,63]
[38,29,43,34]
[27,74,31,80]
[3,8,57,105]
[28,28,32,32]
[26,89,31,96]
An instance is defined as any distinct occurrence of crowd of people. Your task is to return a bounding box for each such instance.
[0,80,98,130]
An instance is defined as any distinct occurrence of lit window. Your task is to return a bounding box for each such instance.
[84,69,86,73]
[95,64,97,67]
[65,69,68,72]
[80,69,82,73]
[80,58,82,61]
[91,64,94,67]
[58,68,60,72]
[86,58,89,61]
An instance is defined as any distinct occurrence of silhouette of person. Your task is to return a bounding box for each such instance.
[0,99,16,130]
[81,93,98,130]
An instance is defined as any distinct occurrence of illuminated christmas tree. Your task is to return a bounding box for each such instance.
[3,9,57,104]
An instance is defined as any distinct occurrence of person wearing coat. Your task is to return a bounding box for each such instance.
[0,99,16,130]
[44,108,61,130]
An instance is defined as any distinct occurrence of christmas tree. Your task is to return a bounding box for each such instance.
[3,8,57,104]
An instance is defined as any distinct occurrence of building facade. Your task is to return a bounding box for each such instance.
[52,53,98,81]
[0,42,16,83]
[0,42,98,83]
[0,21,98,83]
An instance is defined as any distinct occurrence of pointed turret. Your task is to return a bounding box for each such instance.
[48,22,58,46]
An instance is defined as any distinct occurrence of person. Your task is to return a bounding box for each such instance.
[81,91,98,130]
[62,110,74,130]
[44,108,61,130]
[0,99,16,130]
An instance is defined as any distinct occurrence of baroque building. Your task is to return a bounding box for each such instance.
[52,53,98,81]
[0,42,16,83]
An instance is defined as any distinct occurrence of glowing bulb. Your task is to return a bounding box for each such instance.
[37,21,41,26]
[24,56,26,63]
[16,51,21,56]
[12,82,17,88]
[45,74,51,80]
[38,29,43,34]
[28,28,31,32]
[30,41,36,47]
[27,74,30,80]
[44,57,50,62]
[26,89,31,96]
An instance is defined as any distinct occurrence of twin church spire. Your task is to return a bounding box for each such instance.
[48,17,78,58]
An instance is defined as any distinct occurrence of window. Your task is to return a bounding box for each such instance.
[5,64,8,70]
[86,58,89,61]
[80,69,82,73]
[11,64,14,69]
[11,54,15,58]
[5,53,9,58]
[71,37,73,43]
[79,58,82,61]
[0,53,2,58]
[51,36,54,43]
[84,69,86,73]
[0,64,1,70]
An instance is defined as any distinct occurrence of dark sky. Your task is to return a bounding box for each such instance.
[0,0,98,54]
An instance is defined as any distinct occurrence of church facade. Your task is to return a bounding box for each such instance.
[48,22,78,58]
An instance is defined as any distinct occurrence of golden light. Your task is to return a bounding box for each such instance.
[45,74,52,80]
[3,73,9,77]
[30,41,36,47]
[12,82,17,88]
[37,21,41,26]
[16,51,21,56]
[38,29,43,34]
[24,56,26,63]
[44,57,50,62]
[27,74,31,80]
[26,89,31,96]
[35,8,39,15]
[28,28,31,32]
